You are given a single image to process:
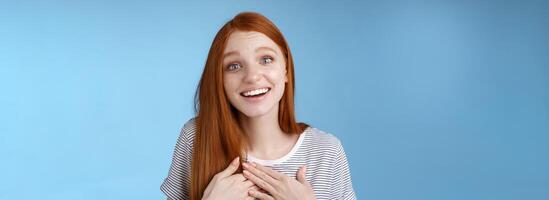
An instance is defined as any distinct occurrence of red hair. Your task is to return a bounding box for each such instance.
[190,12,307,200]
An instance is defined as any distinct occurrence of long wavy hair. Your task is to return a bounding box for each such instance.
[190,12,307,200]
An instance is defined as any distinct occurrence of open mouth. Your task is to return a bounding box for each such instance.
[240,87,271,98]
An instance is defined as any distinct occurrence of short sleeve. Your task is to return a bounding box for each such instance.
[331,140,357,200]
[161,119,196,200]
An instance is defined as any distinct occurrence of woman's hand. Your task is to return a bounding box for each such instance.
[242,162,316,200]
[202,157,258,200]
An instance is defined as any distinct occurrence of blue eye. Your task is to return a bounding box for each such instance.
[227,63,241,71]
[260,56,273,64]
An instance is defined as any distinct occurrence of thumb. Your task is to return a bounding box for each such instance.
[218,157,240,178]
[297,165,310,186]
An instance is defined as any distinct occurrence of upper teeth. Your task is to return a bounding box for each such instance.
[242,88,269,97]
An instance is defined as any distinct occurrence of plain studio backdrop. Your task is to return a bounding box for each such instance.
[1,0,548,199]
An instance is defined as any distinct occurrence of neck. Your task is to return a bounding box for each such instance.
[239,105,297,160]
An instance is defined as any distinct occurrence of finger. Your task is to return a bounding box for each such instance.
[217,157,240,178]
[248,185,260,191]
[242,163,278,186]
[243,169,276,194]
[249,190,275,200]
[242,180,255,188]
[250,185,267,194]
[258,187,268,193]
[246,162,284,180]
[229,173,246,182]
[297,165,310,186]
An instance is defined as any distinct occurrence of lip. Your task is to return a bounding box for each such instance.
[240,87,271,96]
[240,87,271,103]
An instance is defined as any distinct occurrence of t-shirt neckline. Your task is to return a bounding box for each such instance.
[246,127,309,166]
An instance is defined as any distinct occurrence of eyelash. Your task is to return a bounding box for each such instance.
[227,63,241,71]
[260,56,274,64]
[226,56,274,71]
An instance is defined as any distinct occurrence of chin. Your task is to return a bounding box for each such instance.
[239,107,271,118]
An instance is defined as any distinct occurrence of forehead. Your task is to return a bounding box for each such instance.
[223,31,281,54]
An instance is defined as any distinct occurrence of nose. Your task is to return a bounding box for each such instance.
[243,64,262,84]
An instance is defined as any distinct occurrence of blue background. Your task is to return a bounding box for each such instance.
[1,0,548,199]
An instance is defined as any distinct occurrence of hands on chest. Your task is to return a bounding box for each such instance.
[201,157,316,200]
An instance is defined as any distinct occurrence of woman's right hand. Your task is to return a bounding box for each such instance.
[202,157,257,200]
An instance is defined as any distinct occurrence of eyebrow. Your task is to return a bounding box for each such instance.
[223,46,278,59]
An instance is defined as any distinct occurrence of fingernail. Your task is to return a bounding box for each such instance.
[232,157,240,165]
[251,162,257,167]
[243,170,250,175]
[242,162,249,168]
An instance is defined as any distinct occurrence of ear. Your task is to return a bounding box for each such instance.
[284,67,288,83]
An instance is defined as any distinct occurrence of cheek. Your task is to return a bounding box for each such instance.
[223,75,239,95]
[268,64,287,83]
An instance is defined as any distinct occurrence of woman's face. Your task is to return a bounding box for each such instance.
[222,31,287,118]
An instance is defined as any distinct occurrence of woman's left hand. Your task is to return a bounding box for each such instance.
[242,162,316,200]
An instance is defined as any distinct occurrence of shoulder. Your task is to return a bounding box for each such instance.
[171,118,197,152]
[303,127,344,154]
[306,127,342,146]
[179,117,198,142]
[161,118,197,200]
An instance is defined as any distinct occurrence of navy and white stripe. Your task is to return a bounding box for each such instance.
[161,118,356,200]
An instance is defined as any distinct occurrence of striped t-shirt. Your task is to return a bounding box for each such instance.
[161,118,356,200]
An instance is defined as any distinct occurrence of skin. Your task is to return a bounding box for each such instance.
[203,31,315,199]
[222,31,297,159]
[243,162,315,200]
[202,31,316,200]
[201,157,258,200]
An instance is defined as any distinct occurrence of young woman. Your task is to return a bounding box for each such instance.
[161,12,356,200]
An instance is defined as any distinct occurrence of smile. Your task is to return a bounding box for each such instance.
[240,87,271,97]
